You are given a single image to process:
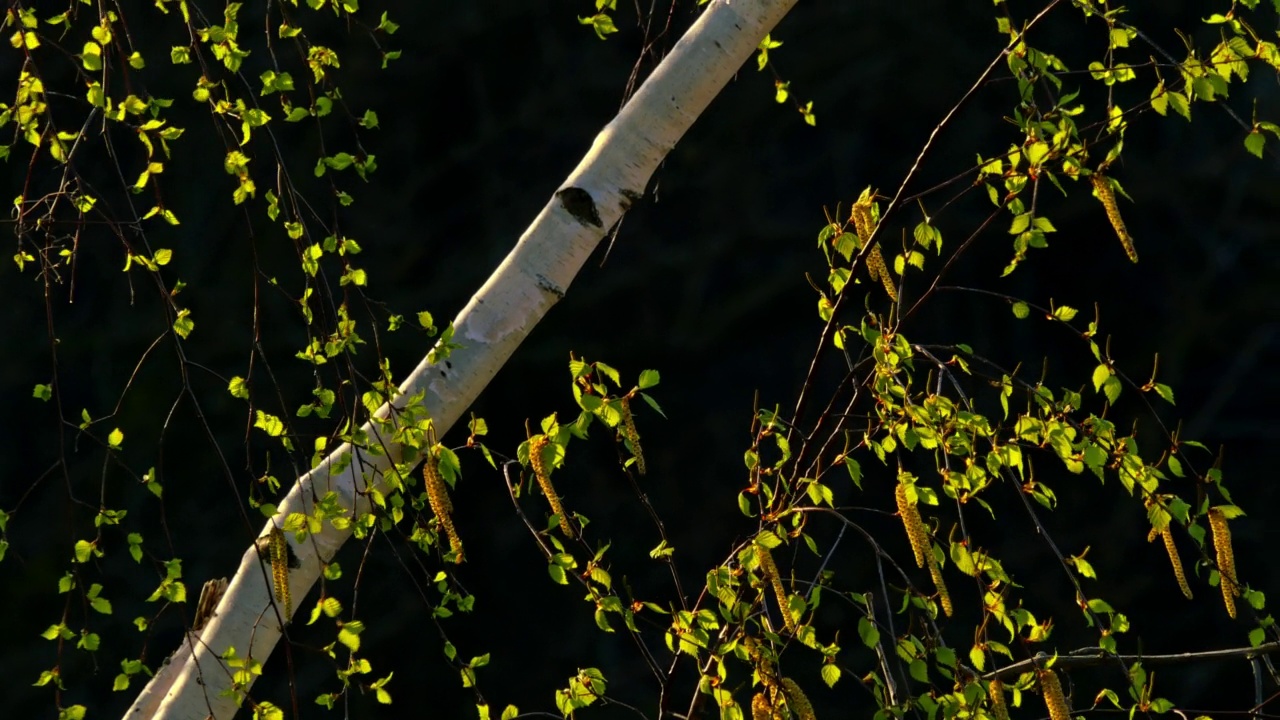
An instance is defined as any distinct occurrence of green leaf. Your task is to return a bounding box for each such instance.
[1245,130,1266,159]
[820,663,841,688]
[172,308,194,338]
[857,616,880,648]
[1102,375,1122,404]
[228,376,249,399]
[1250,627,1266,647]
[595,362,621,387]
[1052,305,1078,321]
[1091,364,1112,392]
[1008,212,1030,234]
[32,383,51,401]
[638,369,660,389]
[577,13,618,40]
[594,607,614,632]
[82,41,102,72]
[548,564,567,585]
[1153,383,1175,404]
[108,427,124,448]
[338,624,361,651]
[254,411,285,437]
[640,392,666,418]
[969,644,986,672]
[844,456,862,489]
[1011,301,1030,319]
[1216,504,1246,520]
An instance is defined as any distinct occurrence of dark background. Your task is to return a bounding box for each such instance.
[2,1,1279,717]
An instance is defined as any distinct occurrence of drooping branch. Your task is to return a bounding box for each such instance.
[988,642,1280,681]
[130,1,799,718]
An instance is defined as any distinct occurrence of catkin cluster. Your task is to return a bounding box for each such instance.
[267,526,292,617]
[531,436,574,538]
[1090,173,1139,263]
[754,542,796,633]
[851,197,897,301]
[987,677,1009,720]
[780,678,816,720]
[619,397,646,475]
[424,450,464,562]
[928,558,953,617]
[896,478,952,616]
[1038,668,1071,720]
[1208,508,1239,618]
[896,481,930,568]
[750,692,772,720]
[1159,527,1193,600]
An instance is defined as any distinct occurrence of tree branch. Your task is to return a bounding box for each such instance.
[990,643,1280,681]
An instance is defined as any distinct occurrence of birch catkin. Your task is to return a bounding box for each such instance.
[754,542,796,633]
[1160,527,1192,600]
[928,556,953,617]
[531,436,574,537]
[896,480,930,569]
[851,196,897,301]
[267,526,291,617]
[619,396,645,475]
[987,677,1009,720]
[1038,668,1071,720]
[424,450,464,561]
[1208,508,1238,618]
[781,678,816,720]
[750,692,771,720]
[1091,173,1139,263]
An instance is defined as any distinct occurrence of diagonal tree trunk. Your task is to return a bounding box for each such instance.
[130,1,798,716]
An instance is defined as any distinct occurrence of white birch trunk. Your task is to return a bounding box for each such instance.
[130,1,797,716]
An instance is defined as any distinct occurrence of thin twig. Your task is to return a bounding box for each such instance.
[989,642,1280,681]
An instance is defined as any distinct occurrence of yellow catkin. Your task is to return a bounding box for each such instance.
[619,397,646,475]
[867,244,898,301]
[1038,668,1071,720]
[423,451,464,562]
[750,692,771,720]
[531,436,574,538]
[1160,527,1192,600]
[851,197,873,241]
[268,526,292,617]
[987,677,1009,720]
[1091,173,1139,263]
[754,542,796,633]
[1208,508,1238,619]
[1146,526,1159,543]
[928,556,953,617]
[851,196,897,301]
[781,678,816,720]
[896,480,930,568]
[744,636,776,686]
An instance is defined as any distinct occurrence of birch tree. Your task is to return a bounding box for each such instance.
[110,1,801,717]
